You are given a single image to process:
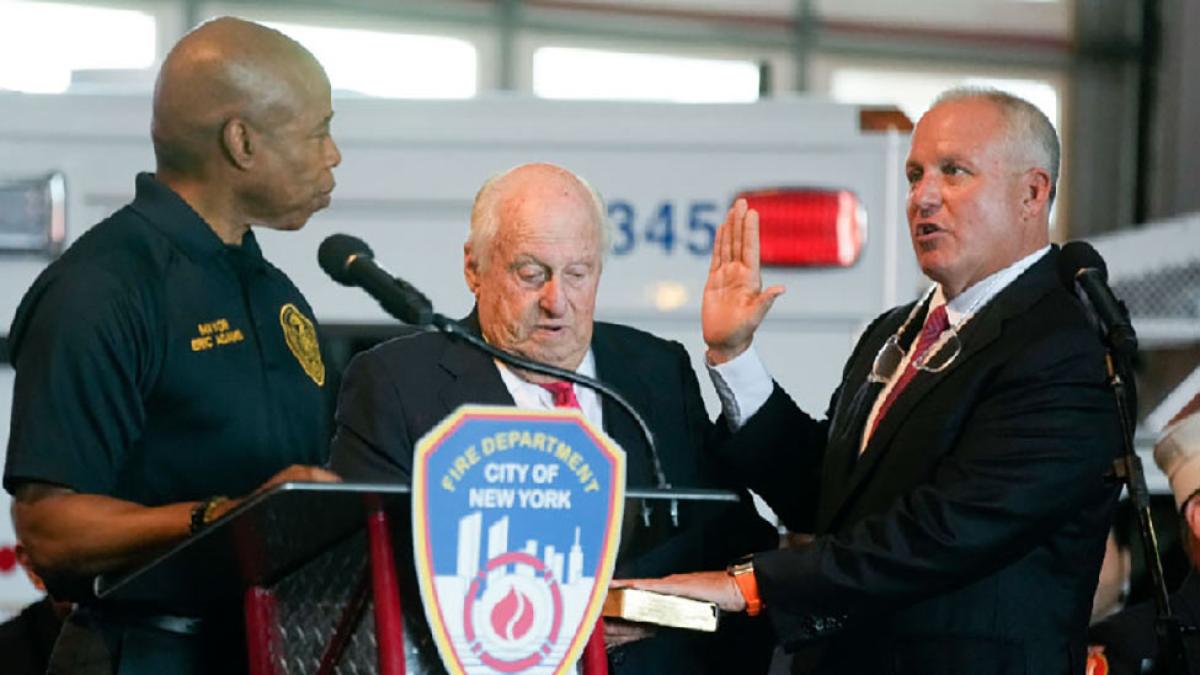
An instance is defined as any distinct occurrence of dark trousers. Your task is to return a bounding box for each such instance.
[48,607,246,675]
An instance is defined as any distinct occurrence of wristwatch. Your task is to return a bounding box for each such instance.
[190,495,229,534]
[727,555,763,616]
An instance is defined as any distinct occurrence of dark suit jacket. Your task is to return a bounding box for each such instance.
[718,248,1122,674]
[330,317,777,674]
[1088,572,1200,675]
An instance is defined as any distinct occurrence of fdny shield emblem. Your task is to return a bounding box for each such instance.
[278,303,325,386]
[412,405,625,674]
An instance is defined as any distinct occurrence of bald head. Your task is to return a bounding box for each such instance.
[151,17,329,176]
[463,163,609,375]
[468,163,612,271]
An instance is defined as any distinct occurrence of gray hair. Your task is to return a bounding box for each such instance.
[467,163,613,269]
[933,86,1060,205]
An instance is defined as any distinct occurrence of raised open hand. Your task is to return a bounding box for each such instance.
[702,199,785,364]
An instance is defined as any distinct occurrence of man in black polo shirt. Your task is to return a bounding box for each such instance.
[3,17,341,674]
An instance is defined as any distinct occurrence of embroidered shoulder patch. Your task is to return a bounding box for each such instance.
[279,303,325,386]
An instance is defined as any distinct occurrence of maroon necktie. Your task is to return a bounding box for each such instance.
[869,304,950,439]
[539,381,582,410]
[538,380,607,674]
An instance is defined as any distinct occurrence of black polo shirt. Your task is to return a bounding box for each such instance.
[4,173,329,506]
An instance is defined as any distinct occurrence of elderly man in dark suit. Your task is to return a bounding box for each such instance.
[329,162,776,674]
[625,89,1123,674]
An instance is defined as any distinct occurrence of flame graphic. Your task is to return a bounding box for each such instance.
[490,587,535,641]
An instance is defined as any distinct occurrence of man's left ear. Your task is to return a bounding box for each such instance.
[1185,498,1200,542]
[1020,168,1053,218]
[221,117,258,171]
[463,243,481,294]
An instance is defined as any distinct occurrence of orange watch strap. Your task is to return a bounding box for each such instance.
[731,565,763,616]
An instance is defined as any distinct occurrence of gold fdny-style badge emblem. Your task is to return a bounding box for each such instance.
[279,303,325,386]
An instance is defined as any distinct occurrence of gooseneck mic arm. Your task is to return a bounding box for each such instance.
[429,315,668,490]
[319,234,674,526]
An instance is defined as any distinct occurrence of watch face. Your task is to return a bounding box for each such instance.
[728,554,755,574]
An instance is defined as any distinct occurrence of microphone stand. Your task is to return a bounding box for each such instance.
[1103,339,1195,674]
[427,314,676,528]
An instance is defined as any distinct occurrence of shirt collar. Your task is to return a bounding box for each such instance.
[930,245,1051,328]
[129,172,263,263]
[496,349,597,403]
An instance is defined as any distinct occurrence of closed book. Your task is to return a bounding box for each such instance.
[602,588,719,632]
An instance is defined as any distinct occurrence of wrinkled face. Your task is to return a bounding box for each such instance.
[905,98,1031,299]
[466,180,602,373]
[248,71,341,231]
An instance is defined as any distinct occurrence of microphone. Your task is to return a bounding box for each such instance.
[318,234,433,325]
[1058,241,1138,360]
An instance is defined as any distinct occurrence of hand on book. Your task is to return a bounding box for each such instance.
[612,571,746,613]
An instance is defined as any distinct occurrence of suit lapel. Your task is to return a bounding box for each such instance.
[582,325,664,565]
[436,312,514,412]
[816,311,908,524]
[823,249,1062,529]
[590,326,656,487]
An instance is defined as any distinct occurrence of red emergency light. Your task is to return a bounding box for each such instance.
[737,188,866,267]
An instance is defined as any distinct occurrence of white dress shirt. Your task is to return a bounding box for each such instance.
[495,349,604,427]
